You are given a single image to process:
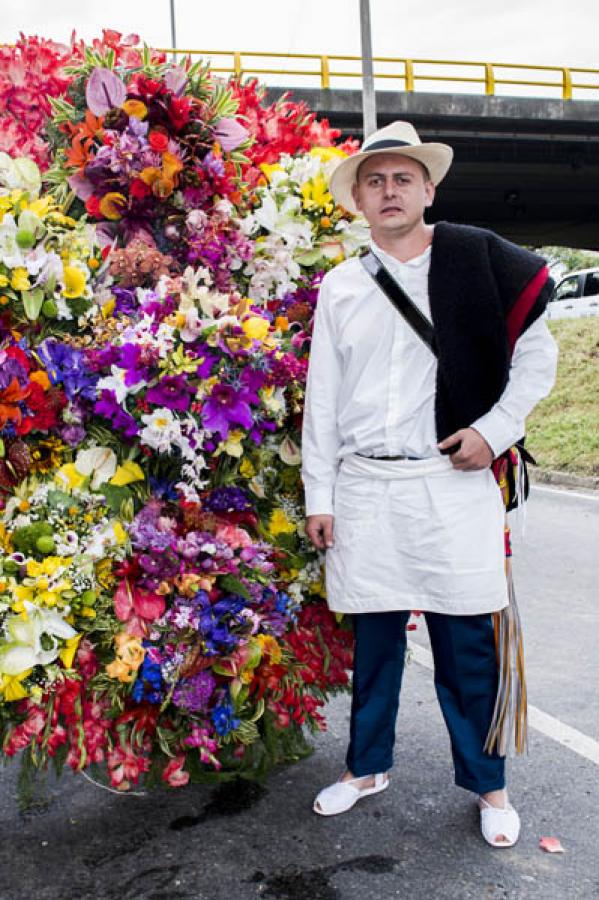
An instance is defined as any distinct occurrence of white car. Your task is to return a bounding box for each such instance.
[546,268,599,319]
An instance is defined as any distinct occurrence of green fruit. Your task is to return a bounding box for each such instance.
[3,560,19,574]
[16,230,35,249]
[41,299,58,318]
[35,535,56,555]
[81,590,97,607]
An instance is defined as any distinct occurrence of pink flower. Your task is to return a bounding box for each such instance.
[113,578,166,637]
[214,523,253,549]
[162,755,190,788]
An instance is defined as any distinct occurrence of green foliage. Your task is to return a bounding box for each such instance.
[528,318,599,475]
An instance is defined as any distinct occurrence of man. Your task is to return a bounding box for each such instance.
[300,121,558,847]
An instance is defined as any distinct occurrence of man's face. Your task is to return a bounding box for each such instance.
[351,153,435,234]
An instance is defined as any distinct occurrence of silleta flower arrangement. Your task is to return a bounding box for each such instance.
[0,41,362,792]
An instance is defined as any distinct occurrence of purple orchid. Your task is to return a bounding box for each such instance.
[146,375,194,412]
[200,384,254,439]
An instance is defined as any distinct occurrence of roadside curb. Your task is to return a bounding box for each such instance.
[531,468,599,491]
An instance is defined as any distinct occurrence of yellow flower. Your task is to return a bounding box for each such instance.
[112,522,127,545]
[56,463,86,491]
[268,508,296,536]
[101,296,116,319]
[300,173,334,213]
[239,457,256,478]
[59,634,81,668]
[10,268,30,291]
[216,429,245,458]
[0,274,8,287]
[62,265,86,299]
[0,671,32,701]
[309,146,348,163]
[256,634,282,664]
[110,461,145,487]
[28,197,53,218]
[122,99,148,119]
[99,192,127,221]
[259,162,284,182]
[242,315,270,342]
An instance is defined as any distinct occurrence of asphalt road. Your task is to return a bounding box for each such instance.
[0,484,597,900]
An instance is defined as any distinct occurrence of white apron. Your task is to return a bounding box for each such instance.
[324,453,508,616]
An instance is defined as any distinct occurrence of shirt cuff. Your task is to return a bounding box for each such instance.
[470,409,524,458]
[303,484,335,517]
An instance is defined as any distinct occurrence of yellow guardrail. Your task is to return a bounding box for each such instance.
[156,49,599,101]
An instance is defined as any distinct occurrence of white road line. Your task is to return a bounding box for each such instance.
[407,640,599,766]
[531,484,599,502]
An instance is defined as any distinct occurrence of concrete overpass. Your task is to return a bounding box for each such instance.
[265,88,599,249]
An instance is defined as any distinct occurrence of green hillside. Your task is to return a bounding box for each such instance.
[527,318,599,476]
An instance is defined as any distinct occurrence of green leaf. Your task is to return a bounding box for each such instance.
[218,574,251,601]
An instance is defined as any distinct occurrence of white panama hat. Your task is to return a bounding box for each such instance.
[329,120,453,215]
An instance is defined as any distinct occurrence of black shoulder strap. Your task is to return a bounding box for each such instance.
[360,249,438,357]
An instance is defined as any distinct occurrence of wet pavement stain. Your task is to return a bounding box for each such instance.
[169,779,268,831]
[251,855,398,900]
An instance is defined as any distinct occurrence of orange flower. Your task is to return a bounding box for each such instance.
[0,379,29,430]
[63,110,104,171]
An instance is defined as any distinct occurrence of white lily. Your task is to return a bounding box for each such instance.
[0,603,77,676]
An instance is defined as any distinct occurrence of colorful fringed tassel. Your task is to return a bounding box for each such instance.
[484,524,528,757]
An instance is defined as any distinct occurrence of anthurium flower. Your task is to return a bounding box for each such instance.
[99,192,127,220]
[0,603,78,676]
[110,460,145,486]
[73,446,117,489]
[86,67,127,116]
[212,117,249,152]
[113,578,166,637]
[62,265,87,299]
[278,434,301,466]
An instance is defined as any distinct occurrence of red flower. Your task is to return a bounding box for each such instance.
[162,755,190,788]
[85,195,101,217]
[148,130,169,152]
[130,178,152,200]
[167,96,192,131]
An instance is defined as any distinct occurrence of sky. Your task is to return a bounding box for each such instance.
[1,0,598,98]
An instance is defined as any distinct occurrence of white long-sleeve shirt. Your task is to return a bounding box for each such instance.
[301,236,559,517]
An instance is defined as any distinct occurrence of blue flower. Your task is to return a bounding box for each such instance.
[211,696,240,736]
[132,650,164,704]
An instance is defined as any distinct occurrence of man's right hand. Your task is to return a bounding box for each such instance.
[305,514,335,550]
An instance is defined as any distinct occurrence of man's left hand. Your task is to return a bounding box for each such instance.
[438,428,494,470]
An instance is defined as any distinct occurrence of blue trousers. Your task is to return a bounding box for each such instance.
[346,610,506,794]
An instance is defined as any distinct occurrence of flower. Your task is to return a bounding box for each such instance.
[62,265,86,299]
[99,192,127,220]
[201,385,254,439]
[0,603,78,676]
[122,99,147,120]
[162,755,189,787]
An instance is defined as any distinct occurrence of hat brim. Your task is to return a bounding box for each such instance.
[329,143,454,215]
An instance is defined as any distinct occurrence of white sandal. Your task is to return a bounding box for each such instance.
[478,795,521,847]
[313,772,389,816]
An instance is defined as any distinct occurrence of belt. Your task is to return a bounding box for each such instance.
[355,452,421,461]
